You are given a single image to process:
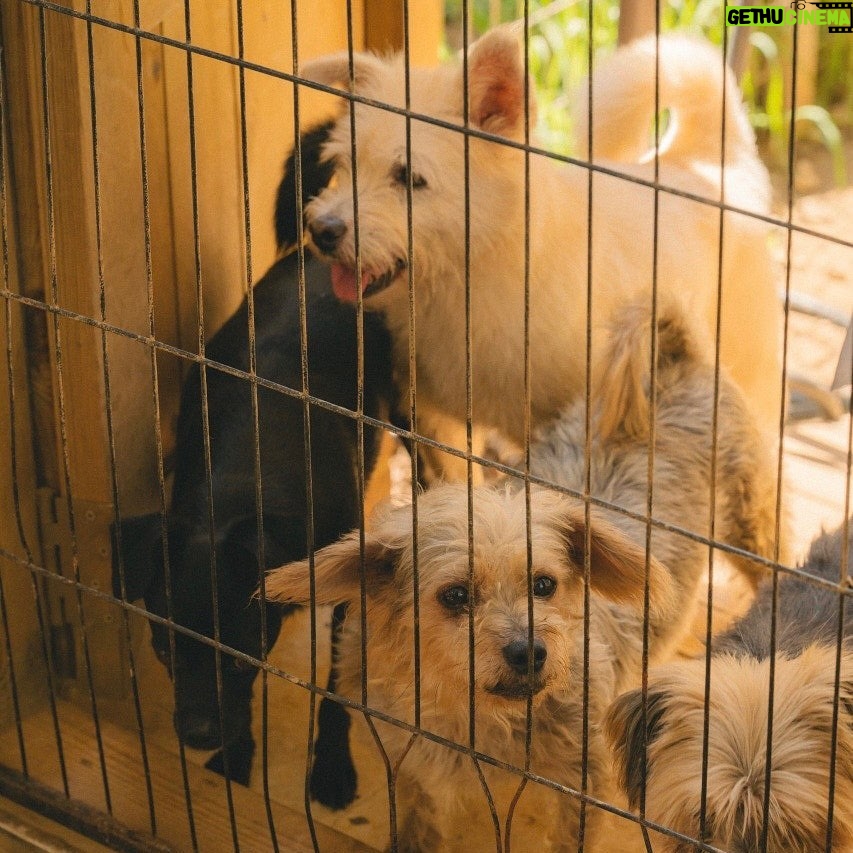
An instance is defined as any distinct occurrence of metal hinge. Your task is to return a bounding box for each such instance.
[35,488,116,684]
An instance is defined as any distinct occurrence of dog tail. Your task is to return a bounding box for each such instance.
[596,298,705,442]
[574,35,759,175]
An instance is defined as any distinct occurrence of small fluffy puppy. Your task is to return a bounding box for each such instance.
[607,521,853,852]
[300,27,781,445]
[264,483,672,851]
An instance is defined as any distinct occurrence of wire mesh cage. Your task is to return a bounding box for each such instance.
[0,1,851,851]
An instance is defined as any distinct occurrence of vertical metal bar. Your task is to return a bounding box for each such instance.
[291,1,320,846]
[35,2,106,807]
[696,30,732,851]
[129,0,198,842]
[505,3,534,847]
[461,6,502,850]
[762,19,801,853]
[234,0,279,847]
[636,12,663,852]
[579,1,596,846]
[823,395,853,851]
[180,0,240,845]
[83,0,157,833]
[389,4,427,836]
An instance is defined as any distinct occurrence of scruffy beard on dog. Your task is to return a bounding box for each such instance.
[263,302,783,850]
[264,483,673,851]
[607,521,853,852]
[300,26,782,446]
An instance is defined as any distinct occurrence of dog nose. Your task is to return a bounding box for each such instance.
[502,638,547,675]
[309,214,347,253]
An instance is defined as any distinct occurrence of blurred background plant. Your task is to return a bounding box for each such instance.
[444,0,851,185]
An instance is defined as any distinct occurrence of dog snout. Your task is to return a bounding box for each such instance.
[309,214,347,254]
[502,638,547,675]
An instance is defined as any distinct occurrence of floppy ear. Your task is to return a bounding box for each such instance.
[605,687,670,809]
[562,508,672,612]
[467,24,534,137]
[300,51,387,93]
[261,531,395,606]
[275,119,337,251]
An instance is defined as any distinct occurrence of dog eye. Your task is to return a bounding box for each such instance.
[392,164,427,189]
[532,576,557,598]
[438,584,469,611]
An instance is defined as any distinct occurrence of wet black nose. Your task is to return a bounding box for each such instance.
[309,214,347,253]
[502,639,547,675]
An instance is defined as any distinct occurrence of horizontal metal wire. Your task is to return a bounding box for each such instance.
[15,0,853,252]
[5,3,851,852]
[0,542,735,853]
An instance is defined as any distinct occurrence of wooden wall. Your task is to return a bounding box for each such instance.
[0,0,442,715]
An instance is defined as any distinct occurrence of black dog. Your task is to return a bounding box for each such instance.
[115,121,394,807]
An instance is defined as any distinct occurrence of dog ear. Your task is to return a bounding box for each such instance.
[605,686,670,809]
[300,51,386,94]
[275,119,337,251]
[467,24,535,137]
[562,508,672,611]
[261,531,395,606]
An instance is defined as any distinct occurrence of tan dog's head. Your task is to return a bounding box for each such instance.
[299,26,535,306]
[607,646,853,852]
[264,484,668,712]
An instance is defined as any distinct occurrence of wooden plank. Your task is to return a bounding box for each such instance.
[0,113,53,728]
[0,702,377,852]
[364,0,443,64]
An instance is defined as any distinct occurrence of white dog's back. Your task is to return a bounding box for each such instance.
[574,34,771,215]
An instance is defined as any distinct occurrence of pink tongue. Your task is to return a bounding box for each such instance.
[330,264,370,303]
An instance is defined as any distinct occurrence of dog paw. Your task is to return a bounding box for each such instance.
[309,746,358,810]
[204,733,255,786]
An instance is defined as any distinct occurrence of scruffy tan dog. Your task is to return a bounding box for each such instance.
[607,522,853,852]
[265,482,672,851]
[264,303,783,850]
[301,27,782,447]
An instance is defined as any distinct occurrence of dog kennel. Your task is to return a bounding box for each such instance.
[0,0,850,850]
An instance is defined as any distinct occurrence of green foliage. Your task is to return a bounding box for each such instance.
[445,0,850,179]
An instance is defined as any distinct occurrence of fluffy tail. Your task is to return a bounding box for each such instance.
[574,35,759,175]
[596,299,704,442]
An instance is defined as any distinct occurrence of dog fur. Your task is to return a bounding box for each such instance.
[300,27,782,448]
[530,299,786,597]
[263,482,671,851]
[114,129,394,804]
[607,521,853,852]
[262,302,780,849]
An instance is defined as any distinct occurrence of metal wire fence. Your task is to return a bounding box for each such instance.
[0,1,851,851]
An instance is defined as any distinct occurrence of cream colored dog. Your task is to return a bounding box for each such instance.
[301,27,782,448]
